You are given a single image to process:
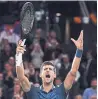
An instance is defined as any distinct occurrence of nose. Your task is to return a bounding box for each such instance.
[46,68,50,72]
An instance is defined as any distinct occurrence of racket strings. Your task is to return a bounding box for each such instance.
[22,10,32,34]
[20,2,34,34]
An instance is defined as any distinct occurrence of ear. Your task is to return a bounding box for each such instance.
[40,72,42,78]
[54,72,56,79]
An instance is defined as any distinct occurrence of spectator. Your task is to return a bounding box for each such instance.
[83,78,97,99]
[1,44,14,71]
[0,73,5,88]
[23,61,29,78]
[0,24,20,45]
[0,88,4,99]
[51,48,63,75]
[28,63,35,79]
[0,73,8,99]
[12,84,24,99]
[0,38,9,51]
[3,63,14,89]
[59,54,71,81]
[14,78,20,85]
[54,76,62,87]
[45,30,60,49]
[8,56,15,67]
[13,21,21,35]
[86,50,97,88]
[75,95,82,99]
[33,28,46,52]
[80,50,97,88]
[30,43,44,69]
[44,30,61,61]
[28,62,42,85]
[68,71,81,99]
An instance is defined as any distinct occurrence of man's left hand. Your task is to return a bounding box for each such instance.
[71,30,83,50]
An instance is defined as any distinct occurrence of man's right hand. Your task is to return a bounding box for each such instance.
[16,39,31,92]
[16,39,26,54]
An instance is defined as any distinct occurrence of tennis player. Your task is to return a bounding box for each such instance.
[15,30,83,99]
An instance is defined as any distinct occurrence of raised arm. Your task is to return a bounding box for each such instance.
[15,40,31,92]
[64,30,83,90]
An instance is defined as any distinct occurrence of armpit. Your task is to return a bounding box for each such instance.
[20,80,32,92]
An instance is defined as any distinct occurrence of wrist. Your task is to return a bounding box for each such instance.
[70,71,76,77]
[75,49,83,58]
[15,53,23,66]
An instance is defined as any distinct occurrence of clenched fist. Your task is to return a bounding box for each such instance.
[16,39,26,54]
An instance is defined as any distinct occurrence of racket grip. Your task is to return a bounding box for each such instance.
[21,39,26,46]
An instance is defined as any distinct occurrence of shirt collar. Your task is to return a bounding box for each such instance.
[40,85,55,92]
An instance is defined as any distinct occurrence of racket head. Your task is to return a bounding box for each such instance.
[20,2,34,35]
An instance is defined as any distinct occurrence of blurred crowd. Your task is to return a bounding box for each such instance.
[0,23,97,99]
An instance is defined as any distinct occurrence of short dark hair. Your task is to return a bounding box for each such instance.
[40,61,56,72]
[91,77,97,82]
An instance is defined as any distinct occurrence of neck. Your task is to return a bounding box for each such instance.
[92,87,97,90]
[42,82,53,93]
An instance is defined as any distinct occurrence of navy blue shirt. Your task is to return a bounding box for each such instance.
[26,83,69,99]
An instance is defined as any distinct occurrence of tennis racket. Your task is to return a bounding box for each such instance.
[20,2,34,46]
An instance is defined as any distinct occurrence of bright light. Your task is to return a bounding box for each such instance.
[83,17,89,24]
[56,13,61,17]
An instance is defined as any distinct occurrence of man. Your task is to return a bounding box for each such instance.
[15,30,83,99]
[83,78,97,99]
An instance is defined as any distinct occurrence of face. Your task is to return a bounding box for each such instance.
[50,31,56,38]
[0,73,3,81]
[54,79,62,86]
[40,65,56,84]
[8,57,15,66]
[63,56,69,63]
[4,44,11,52]
[2,39,9,45]
[29,64,35,74]
[91,79,97,89]
[4,63,13,71]
[5,25,13,33]
[24,61,29,69]
[14,84,21,93]
[86,50,92,59]
[14,78,20,85]
[0,88,2,97]
[34,44,41,51]
[35,28,42,39]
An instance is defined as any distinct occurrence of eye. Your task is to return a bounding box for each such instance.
[49,68,52,70]
[49,68,54,71]
[44,68,48,71]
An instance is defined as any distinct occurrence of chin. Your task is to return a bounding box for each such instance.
[45,79,52,84]
[45,82,51,84]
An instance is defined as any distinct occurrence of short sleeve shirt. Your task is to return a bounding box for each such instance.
[26,83,69,99]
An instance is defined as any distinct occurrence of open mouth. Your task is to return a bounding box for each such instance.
[46,74,50,78]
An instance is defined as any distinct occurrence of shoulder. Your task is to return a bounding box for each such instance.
[25,84,40,99]
[84,88,92,93]
[54,83,69,98]
[25,84,40,94]
[55,83,67,93]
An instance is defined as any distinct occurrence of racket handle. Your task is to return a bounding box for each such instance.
[21,39,26,46]
[16,39,26,55]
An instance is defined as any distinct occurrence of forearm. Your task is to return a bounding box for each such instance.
[64,49,82,90]
[16,64,31,92]
[70,49,82,74]
[16,63,25,79]
[16,53,31,92]
[70,56,81,74]
[16,52,25,79]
